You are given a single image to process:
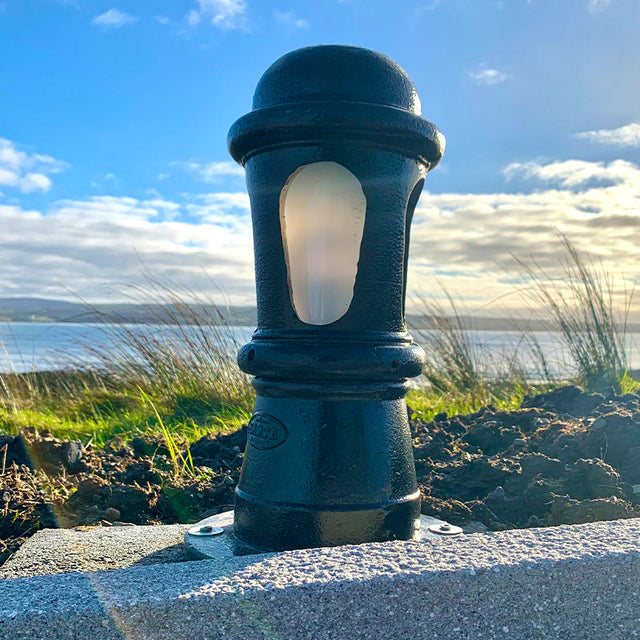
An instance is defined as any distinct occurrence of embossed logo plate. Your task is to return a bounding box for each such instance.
[247,413,288,449]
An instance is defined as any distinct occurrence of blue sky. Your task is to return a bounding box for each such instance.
[1,0,639,317]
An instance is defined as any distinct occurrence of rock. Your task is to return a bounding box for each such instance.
[548,495,638,526]
[564,458,624,500]
[60,441,84,472]
[521,385,605,417]
[104,508,121,522]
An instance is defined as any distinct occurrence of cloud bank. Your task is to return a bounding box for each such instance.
[0,194,255,303]
[1,136,638,316]
[408,158,640,314]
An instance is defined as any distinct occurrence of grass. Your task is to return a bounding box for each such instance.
[406,236,638,417]
[0,236,637,442]
[408,289,553,421]
[139,388,195,478]
[0,279,254,446]
[516,235,636,394]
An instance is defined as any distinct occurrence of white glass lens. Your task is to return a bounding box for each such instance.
[280,161,367,325]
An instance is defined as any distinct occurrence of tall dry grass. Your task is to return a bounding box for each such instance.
[516,235,635,393]
[78,277,255,415]
[409,289,548,416]
[0,278,254,443]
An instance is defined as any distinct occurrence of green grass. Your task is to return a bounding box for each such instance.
[0,396,250,447]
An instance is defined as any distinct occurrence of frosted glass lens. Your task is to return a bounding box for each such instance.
[280,162,367,325]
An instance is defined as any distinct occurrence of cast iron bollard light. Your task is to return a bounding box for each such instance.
[228,45,444,552]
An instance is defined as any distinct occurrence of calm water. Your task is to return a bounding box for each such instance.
[1,322,640,379]
[0,323,255,373]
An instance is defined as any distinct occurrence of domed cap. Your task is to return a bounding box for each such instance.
[253,45,422,114]
[228,45,444,168]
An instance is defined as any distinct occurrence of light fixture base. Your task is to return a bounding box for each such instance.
[184,511,459,560]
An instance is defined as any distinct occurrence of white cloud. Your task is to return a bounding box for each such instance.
[527,0,611,12]
[187,0,247,30]
[575,122,640,148]
[274,10,309,29]
[504,158,639,188]
[186,192,251,226]
[408,158,640,315]
[21,174,53,193]
[0,138,67,194]
[467,64,508,86]
[0,194,255,303]
[156,16,170,25]
[176,161,244,182]
[91,8,137,30]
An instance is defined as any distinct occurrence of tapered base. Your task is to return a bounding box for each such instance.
[234,490,421,551]
[233,392,420,552]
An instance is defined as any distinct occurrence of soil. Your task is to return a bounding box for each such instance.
[2,385,640,566]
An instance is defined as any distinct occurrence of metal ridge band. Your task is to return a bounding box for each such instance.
[251,379,411,400]
[228,101,445,167]
[238,339,425,381]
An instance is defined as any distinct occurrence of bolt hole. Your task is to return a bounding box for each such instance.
[247,349,256,361]
[391,359,400,370]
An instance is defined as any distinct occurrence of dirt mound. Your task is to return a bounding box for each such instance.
[416,387,640,529]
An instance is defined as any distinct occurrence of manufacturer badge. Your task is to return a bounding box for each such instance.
[247,413,288,450]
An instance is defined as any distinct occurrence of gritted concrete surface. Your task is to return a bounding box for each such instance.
[0,524,190,578]
[1,519,640,639]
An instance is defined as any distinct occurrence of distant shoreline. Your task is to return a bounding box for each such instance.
[2,297,640,332]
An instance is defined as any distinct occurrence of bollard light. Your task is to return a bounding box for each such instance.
[227,45,444,552]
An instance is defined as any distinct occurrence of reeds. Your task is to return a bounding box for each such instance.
[0,276,254,443]
[409,289,545,418]
[77,276,254,415]
[516,235,635,393]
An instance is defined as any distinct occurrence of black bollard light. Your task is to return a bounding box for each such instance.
[228,45,444,552]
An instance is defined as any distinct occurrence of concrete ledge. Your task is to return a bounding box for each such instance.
[1,519,640,639]
[0,524,190,578]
